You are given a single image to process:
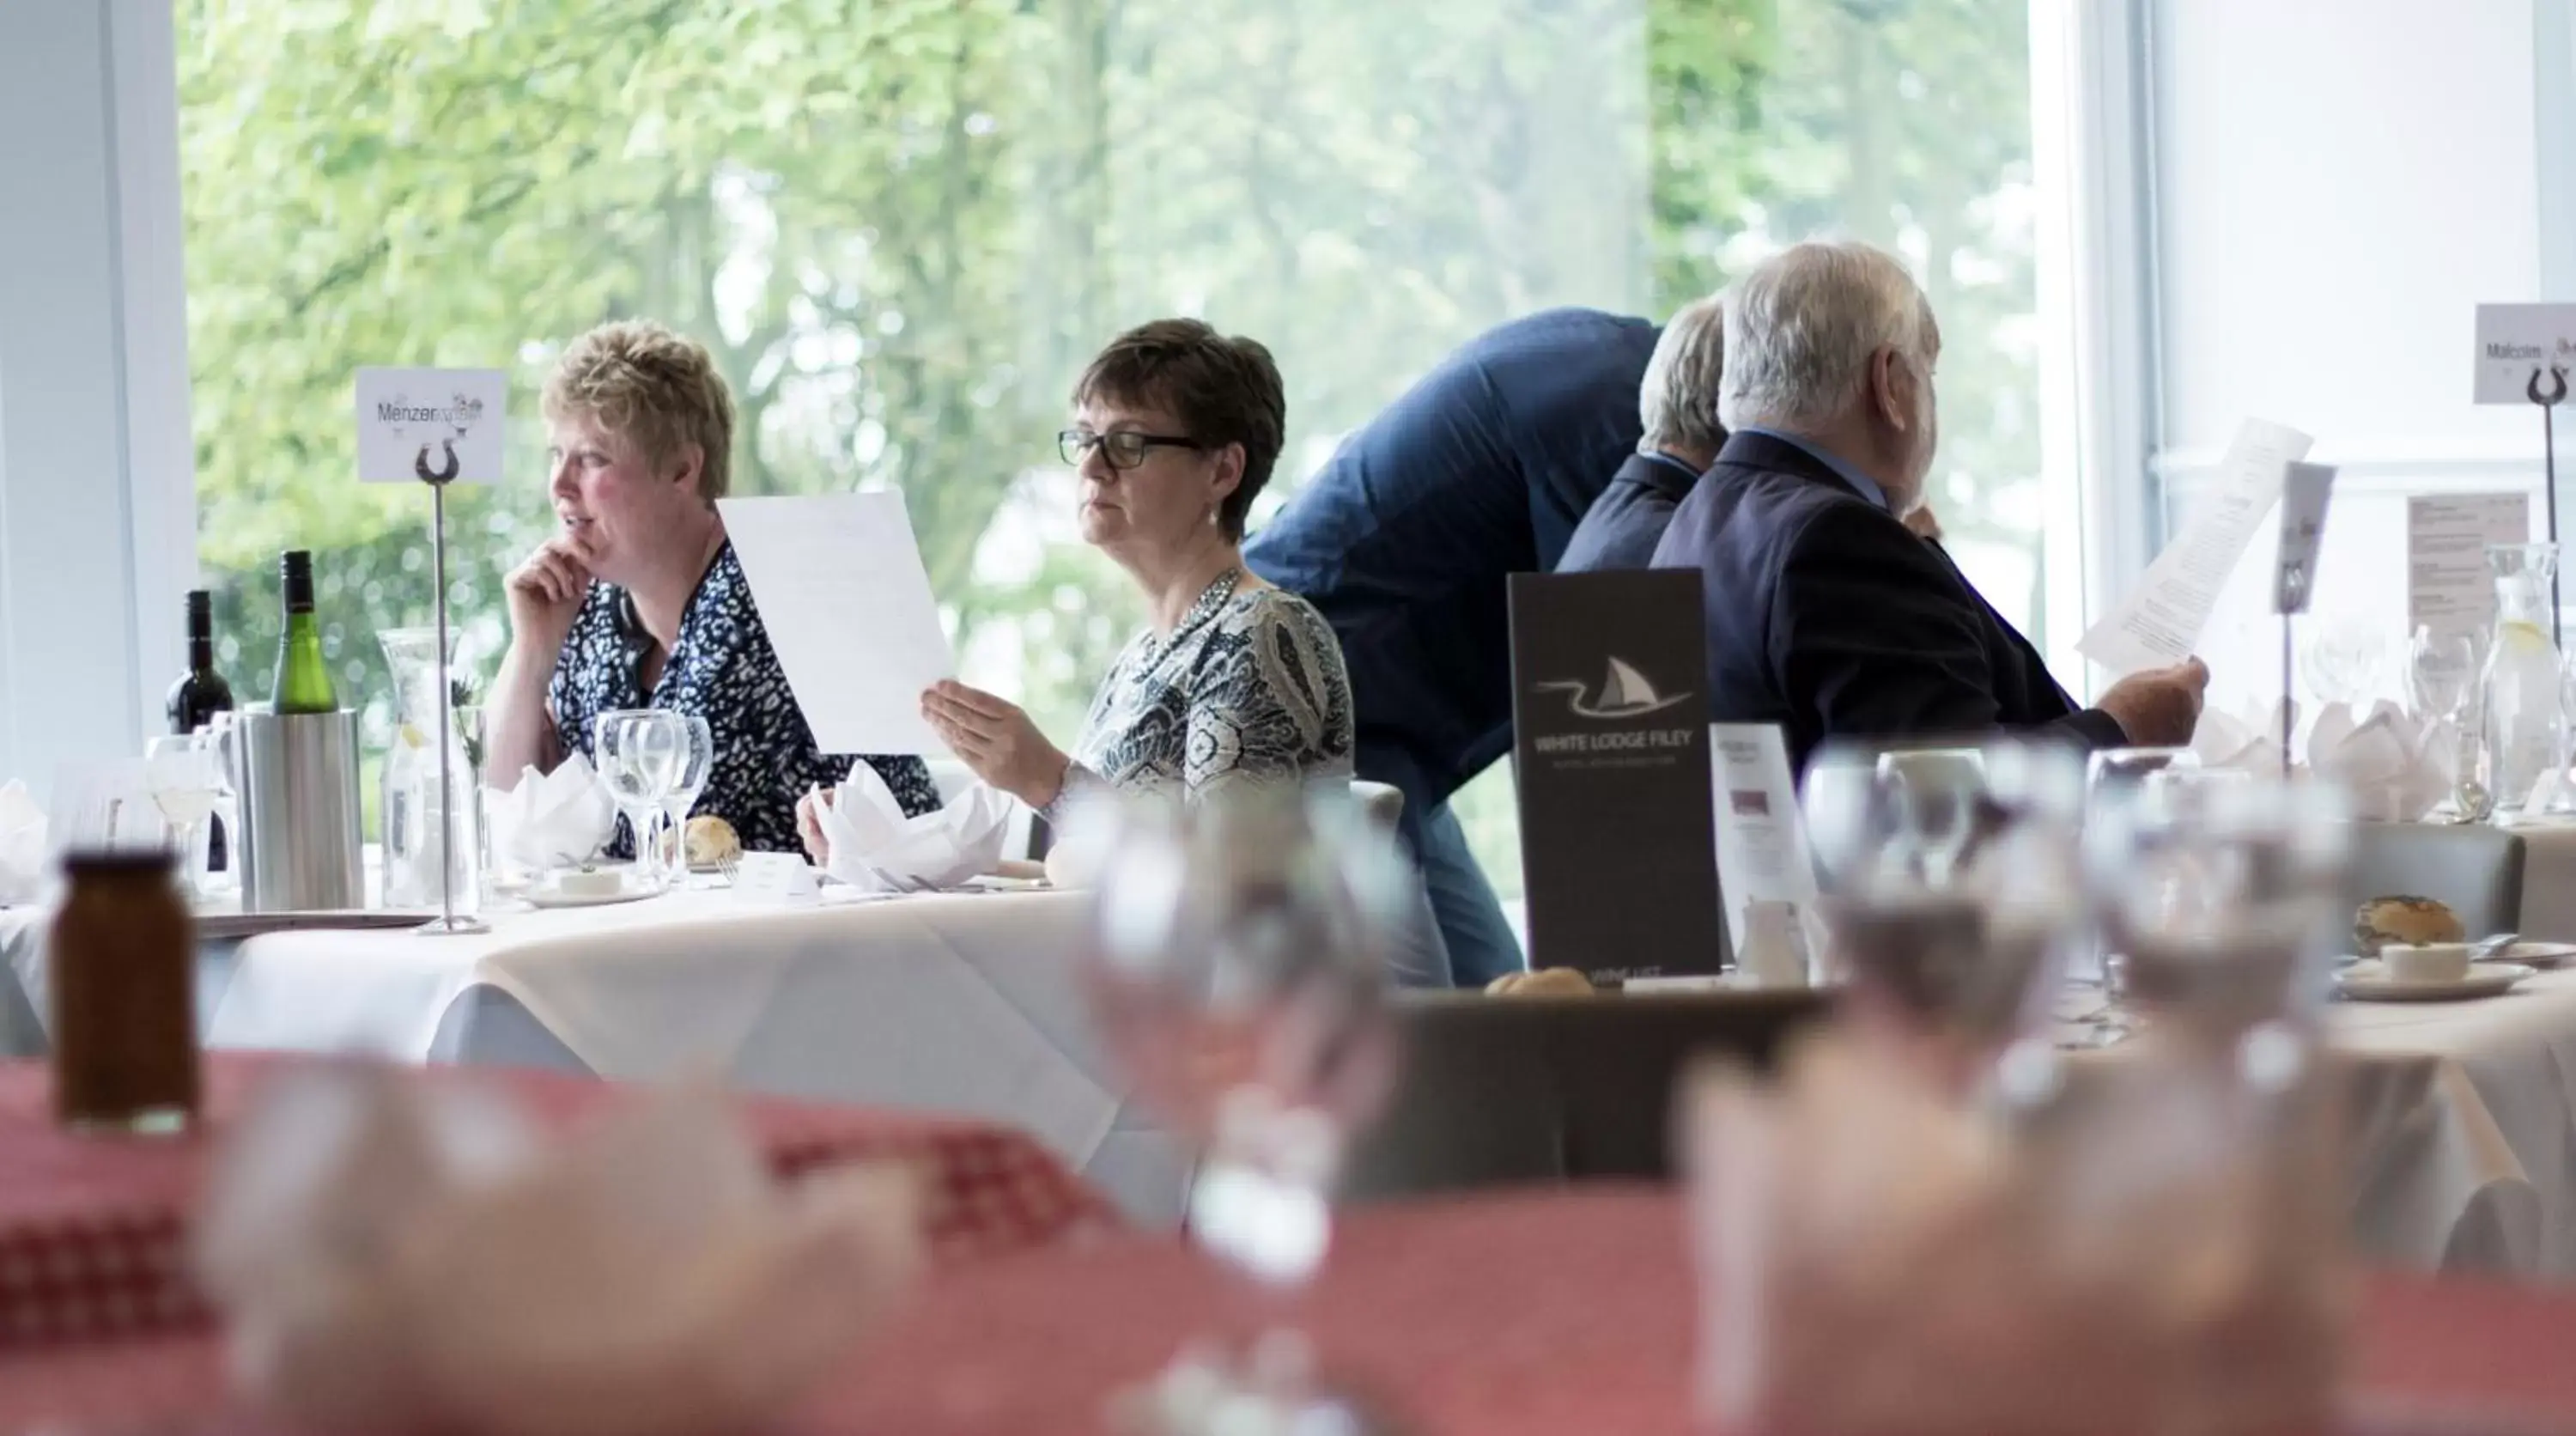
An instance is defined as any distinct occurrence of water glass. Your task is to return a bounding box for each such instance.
[143,733,223,900]
[1076,786,1413,1432]
[2081,772,2350,1050]
[592,709,686,889]
[1801,739,2086,1068]
[651,715,714,876]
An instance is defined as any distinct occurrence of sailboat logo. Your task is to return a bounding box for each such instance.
[1536,657,1691,721]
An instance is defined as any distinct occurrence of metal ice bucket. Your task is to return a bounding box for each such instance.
[229,707,362,912]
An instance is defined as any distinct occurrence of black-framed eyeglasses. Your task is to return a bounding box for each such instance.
[1059,428,1200,470]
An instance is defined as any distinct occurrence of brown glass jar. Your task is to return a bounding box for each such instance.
[50,850,199,1133]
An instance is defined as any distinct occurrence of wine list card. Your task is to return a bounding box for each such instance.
[1508,569,1724,983]
[353,368,507,484]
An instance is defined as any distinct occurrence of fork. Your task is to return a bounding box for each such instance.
[716,855,742,888]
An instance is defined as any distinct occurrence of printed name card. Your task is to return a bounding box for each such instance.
[1508,569,1724,983]
[2409,493,2531,636]
[354,368,507,484]
[731,852,820,904]
[2473,303,2576,405]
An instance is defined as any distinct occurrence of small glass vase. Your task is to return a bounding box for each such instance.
[2481,543,2564,819]
[378,629,483,913]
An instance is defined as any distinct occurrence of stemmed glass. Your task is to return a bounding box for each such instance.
[143,733,224,900]
[651,715,714,878]
[2409,627,2485,821]
[592,709,685,890]
[1800,739,2086,1086]
[1075,786,1414,1433]
[2081,773,2349,1062]
[2072,747,2199,1044]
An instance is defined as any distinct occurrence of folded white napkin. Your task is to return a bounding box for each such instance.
[2306,700,2451,822]
[0,782,46,906]
[2189,702,2290,774]
[195,1062,922,1436]
[817,760,1010,892]
[486,754,617,870]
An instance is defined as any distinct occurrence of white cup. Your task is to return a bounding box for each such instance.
[2382,942,2470,984]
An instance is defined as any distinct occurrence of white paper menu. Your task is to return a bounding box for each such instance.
[717,492,956,757]
[2408,493,2530,637]
[2076,417,2314,673]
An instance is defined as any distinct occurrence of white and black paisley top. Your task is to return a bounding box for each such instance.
[549,540,940,855]
[1057,570,1355,807]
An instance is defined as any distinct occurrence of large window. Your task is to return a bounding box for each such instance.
[177,0,2049,919]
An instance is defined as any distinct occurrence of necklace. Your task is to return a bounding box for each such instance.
[1138,567,1243,666]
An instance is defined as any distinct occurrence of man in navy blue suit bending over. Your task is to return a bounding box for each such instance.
[1246,308,1661,987]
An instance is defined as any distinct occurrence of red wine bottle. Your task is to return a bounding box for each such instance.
[166,589,235,869]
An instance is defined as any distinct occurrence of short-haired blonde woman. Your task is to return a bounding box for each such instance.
[485,319,938,855]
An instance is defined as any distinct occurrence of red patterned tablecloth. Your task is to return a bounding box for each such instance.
[0,1052,1115,1354]
[7,1187,2576,1433]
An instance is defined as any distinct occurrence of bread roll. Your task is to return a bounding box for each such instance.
[1485,967,1596,998]
[2353,896,2463,956]
[683,815,742,868]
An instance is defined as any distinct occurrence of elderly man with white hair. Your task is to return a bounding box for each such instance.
[1649,239,2207,771]
[1557,293,1727,573]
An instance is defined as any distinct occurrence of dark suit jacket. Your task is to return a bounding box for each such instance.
[1244,308,1661,841]
[1556,451,1704,574]
[1648,430,2126,772]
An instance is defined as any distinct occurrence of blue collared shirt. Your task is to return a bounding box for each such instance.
[1736,426,1890,512]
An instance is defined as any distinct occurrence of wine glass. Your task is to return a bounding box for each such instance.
[2081,773,2349,1073]
[592,709,685,889]
[2410,628,2486,821]
[143,733,222,899]
[1800,738,2086,1085]
[1076,786,1414,1433]
[2072,748,2199,1044]
[652,715,714,878]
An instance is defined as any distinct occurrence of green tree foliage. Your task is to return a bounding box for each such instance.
[179,0,2036,905]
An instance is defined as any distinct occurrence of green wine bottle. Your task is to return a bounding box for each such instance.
[270,550,337,714]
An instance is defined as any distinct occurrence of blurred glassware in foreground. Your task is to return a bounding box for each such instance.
[1692,770,2356,1436]
[1800,738,2086,1080]
[1075,784,1413,1435]
[2069,746,2198,1046]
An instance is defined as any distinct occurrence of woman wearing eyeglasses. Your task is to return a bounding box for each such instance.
[795,317,1355,851]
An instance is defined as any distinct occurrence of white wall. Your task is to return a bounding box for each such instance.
[0,1,193,805]
[2147,0,2566,719]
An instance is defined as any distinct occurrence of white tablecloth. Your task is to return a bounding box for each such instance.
[198,886,1188,1226]
[2329,964,2576,1276]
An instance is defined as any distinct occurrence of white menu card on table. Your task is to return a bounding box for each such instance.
[718,492,956,757]
[1706,723,1823,981]
[2077,417,2314,673]
[2408,493,2530,637]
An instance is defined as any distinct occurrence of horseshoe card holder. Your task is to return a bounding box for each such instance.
[414,427,487,936]
[2533,362,2568,648]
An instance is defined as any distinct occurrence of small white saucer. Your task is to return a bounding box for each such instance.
[2337,960,2534,1002]
[2488,941,2576,971]
[522,872,664,909]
